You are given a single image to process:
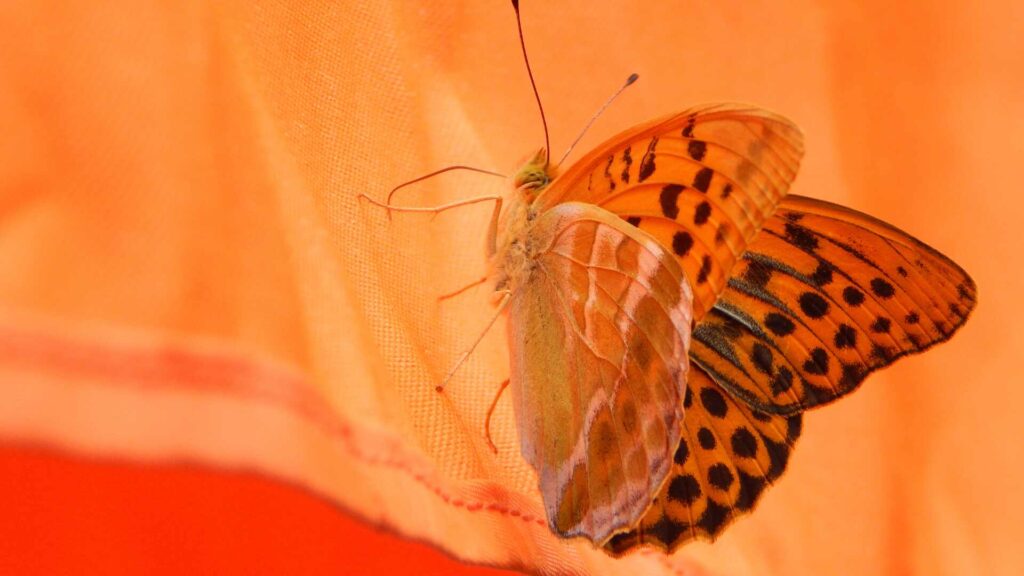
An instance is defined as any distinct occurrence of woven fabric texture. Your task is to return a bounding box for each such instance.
[0,1,1020,575]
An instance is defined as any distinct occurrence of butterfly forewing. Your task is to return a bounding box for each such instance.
[604,366,802,554]
[507,202,694,544]
[690,195,978,414]
[540,105,805,319]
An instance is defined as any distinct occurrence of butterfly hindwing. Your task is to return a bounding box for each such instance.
[690,195,978,414]
[540,105,805,319]
[604,366,802,554]
[507,201,694,544]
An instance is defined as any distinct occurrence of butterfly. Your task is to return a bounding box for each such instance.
[367,0,977,555]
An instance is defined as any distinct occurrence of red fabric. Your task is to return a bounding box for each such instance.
[0,444,519,575]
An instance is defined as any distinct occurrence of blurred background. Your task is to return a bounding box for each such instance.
[0,1,1021,574]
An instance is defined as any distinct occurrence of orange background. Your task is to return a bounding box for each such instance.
[0,1,1021,575]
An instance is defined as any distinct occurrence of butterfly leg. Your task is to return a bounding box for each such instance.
[437,290,512,393]
[483,378,511,454]
[357,192,502,223]
[360,191,505,298]
[385,165,506,212]
[438,276,489,301]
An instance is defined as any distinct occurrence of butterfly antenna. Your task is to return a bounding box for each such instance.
[387,165,506,207]
[556,73,639,168]
[511,0,550,170]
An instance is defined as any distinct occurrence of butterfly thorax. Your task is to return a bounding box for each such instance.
[490,150,557,294]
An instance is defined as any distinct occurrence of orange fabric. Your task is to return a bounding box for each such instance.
[0,1,1019,575]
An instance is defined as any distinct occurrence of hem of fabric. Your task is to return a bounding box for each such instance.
[0,311,701,575]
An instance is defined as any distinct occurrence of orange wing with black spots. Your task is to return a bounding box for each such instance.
[689,195,978,415]
[602,194,976,553]
[604,366,802,554]
[538,104,805,319]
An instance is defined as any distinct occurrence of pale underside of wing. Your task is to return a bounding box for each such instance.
[538,104,805,320]
[690,195,978,414]
[506,202,694,545]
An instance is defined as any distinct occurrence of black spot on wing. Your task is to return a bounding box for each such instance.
[692,167,713,193]
[762,434,791,480]
[751,343,774,375]
[603,155,616,191]
[707,463,734,490]
[694,201,711,225]
[799,292,829,318]
[810,262,833,286]
[672,231,693,257]
[700,388,729,418]
[668,474,701,505]
[843,286,865,306]
[840,363,862,388]
[638,137,659,182]
[870,344,893,362]
[786,415,802,441]
[834,324,857,348]
[674,438,690,465]
[871,317,892,333]
[682,115,696,138]
[620,146,633,183]
[784,221,818,251]
[743,262,772,288]
[697,499,730,534]
[771,366,793,396]
[958,283,972,300]
[715,224,728,246]
[697,427,716,449]
[871,278,895,298]
[696,254,713,284]
[803,348,830,375]
[735,470,766,511]
[730,427,758,458]
[660,184,684,219]
[650,514,687,547]
[688,140,707,161]
[764,312,796,336]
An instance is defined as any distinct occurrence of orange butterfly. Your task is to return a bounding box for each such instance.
[363,0,977,554]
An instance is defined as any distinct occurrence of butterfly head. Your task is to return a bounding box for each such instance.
[513,148,556,198]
